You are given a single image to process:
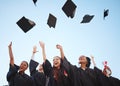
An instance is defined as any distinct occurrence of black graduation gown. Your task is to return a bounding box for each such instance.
[79,67,99,86]
[109,76,120,86]
[42,59,72,86]
[29,60,46,86]
[7,64,34,86]
[94,67,115,86]
[62,57,99,86]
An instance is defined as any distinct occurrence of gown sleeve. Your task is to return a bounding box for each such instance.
[62,57,73,72]
[6,64,19,82]
[29,59,39,76]
[62,57,82,86]
[42,59,52,77]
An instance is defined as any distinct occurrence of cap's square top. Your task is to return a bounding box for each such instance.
[16,16,36,33]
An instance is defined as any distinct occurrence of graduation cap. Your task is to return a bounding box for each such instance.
[16,16,36,33]
[33,0,37,6]
[62,0,77,18]
[47,13,57,28]
[81,14,94,23]
[104,9,109,19]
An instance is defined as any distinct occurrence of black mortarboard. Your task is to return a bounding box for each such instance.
[16,16,36,33]
[62,0,77,18]
[47,14,57,28]
[104,9,109,19]
[86,57,91,68]
[81,14,94,23]
[33,0,37,6]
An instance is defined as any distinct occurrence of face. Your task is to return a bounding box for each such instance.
[53,56,61,68]
[19,61,28,72]
[79,55,87,65]
[38,64,43,72]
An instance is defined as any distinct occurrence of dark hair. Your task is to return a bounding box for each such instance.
[22,61,28,67]
[86,57,91,68]
[53,56,63,82]
[53,64,64,83]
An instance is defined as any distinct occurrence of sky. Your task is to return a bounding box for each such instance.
[0,0,120,85]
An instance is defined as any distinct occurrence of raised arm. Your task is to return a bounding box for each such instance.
[39,41,46,62]
[8,42,14,66]
[39,41,52,76]
[56,44,65,60]
[90,55,96,67]
[29,45,39,76]
[31,46,38,60]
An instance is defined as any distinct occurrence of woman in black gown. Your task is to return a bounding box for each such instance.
[7,42,34,86]
[39,41,72,86]
[58,45,99,86]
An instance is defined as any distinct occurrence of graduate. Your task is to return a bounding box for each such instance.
[60,46,99,86]
[91,55,120,86]
[77,56,99,86]
[55,44,81,86]
[91,55,113,86]
[6,42,34,86]
[29,46,46,86]
[102,61,120,86]
[39,41,72,86]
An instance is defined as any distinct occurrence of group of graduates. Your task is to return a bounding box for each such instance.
[7,41,120,86]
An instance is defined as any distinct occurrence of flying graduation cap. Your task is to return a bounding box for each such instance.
[47,13,57,28]
[62,0,77,18]
[16,16,36,33]
[81,14,94,23]
[33,0,37,6]
[104,9,109,19]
